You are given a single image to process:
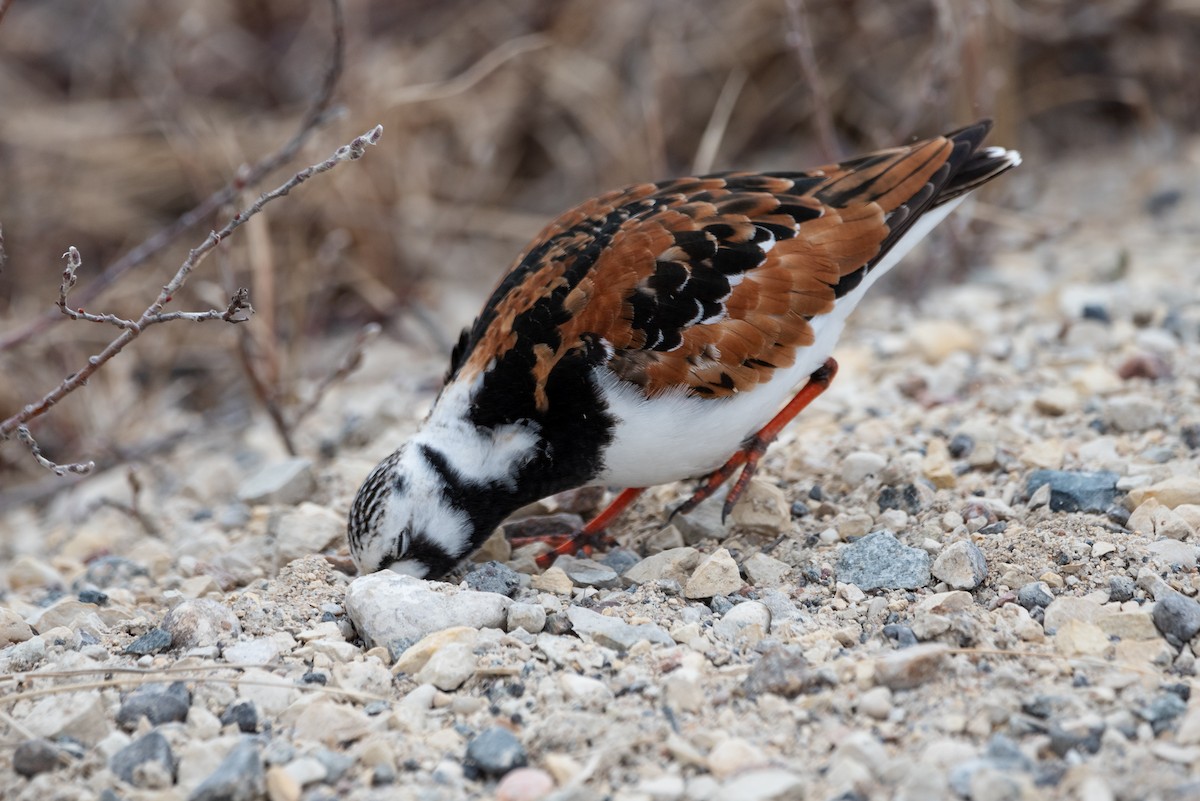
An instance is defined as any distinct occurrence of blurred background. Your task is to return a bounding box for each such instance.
[0,0,1196,499]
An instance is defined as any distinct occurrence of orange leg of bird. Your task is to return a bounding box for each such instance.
[511,487,644,569]
[672,357,839,522]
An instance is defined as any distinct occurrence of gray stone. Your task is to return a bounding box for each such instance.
[554,556,620,589]
[1152,592,1200,646]
[624,547,702,586]
[1103,396,1164,433]
[601,549,641,576]
[163,600,242,650]
[124,627,172,656]
[673,491,731,543]
[1109,576,1136,603]
[506,603,547,634]
[931,540,987,589]
[238,457,316,506]
[117,682,191,730]
[1024,470,1119,514]
[684,548,744,598]
[464,561,521,597]
[742,646,831,698]
[712,601,771,645]
[271,502,343,566]
[344,573,511,655]
[566,605,673,651]
[836,531,931,591]
[13,738,63,778]
[742,552,792,588]
[841,451,887,485]
[111,731,176,786]
[874,644,949,690]
[464,726,527,777]
[188,739,265,801]
[220,701,258,733]
[1017,582,1054,610]
[1147,539,1199,569]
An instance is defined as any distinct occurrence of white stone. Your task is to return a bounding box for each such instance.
[712,602,771,645]
[559,673,613,706]
[841,451,887,485]
[684,549,744,599]
[624,547,701,586]
[345,573,511,650]
[706,736,769,778]
[506,603,547,634]
[272,503,344,566]
[21,691,109,746]
[728,480,790,535]
[414,642,477,691]
[742,553,791,588]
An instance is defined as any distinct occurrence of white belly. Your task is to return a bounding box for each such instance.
[591,198,963,488]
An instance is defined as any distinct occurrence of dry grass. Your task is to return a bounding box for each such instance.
[0,0,1196,496]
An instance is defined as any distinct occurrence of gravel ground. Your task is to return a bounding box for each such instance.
[3,141,1200,801]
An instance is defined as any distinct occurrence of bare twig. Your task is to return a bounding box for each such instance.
[692,68,748,175]
[236,329,298,456]
[0,0,346,353]
[16,426,94,476]
[386,33,547,106]
[0,125,384,465]
[94,466,162,537]
[784,0,839,163]
[0,222,7,275]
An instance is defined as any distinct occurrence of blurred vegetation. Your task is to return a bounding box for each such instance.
[0,0,1196,495]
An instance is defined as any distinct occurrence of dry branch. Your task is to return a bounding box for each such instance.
[0,125,384,473]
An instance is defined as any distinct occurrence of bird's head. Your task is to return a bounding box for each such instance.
[347,445,475,580]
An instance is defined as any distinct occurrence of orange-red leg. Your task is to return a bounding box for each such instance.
[672,357,839,522]
[515,487,644,569]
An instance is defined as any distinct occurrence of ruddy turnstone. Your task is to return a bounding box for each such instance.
[349,120,1020,579]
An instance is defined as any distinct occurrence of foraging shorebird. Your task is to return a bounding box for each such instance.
[349,120,1020,579]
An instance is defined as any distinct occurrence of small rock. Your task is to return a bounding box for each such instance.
[1034,387,1080,416]
[472,528,512,564]
[414,642,477,691]
[163,600,242,650]
[1109,576,1136,603]
[1043,596,1104,633]
[265,766,301,801]
[22,691,109,746]
[674,489,732,543]
[1152,592,1200,645]
[1092,541,1118,558]
[6,555,63,591]
[220,701,258,733]
[910,319,979,363]
[1139,693,1188,735]
[684,548,744,599]
[713,601,771,645]
[117,682,191,730]
[1129,499,1195,541]
[1147,539,1199,569]
[290,700,371,746]
[836,530,931,591]
[344,573,511,654]
[465,561,522,597]
[272,502,343,566]
[1025,470,1119,513]
[222,638,280,666]
[559,673,613,706]
[1017,582,1054,610]
[915,590,973,615]
[565,606,673,651]
[111,731,176,787]
[554,556,619,589]
[188,739,265,801]
[1054,619,1110,657]
[238,457,316,506]
[529,567,573,595]
[728,480,790,535]
[496,767,555,801]
[1097,611,1159,641]
[601,549,641,575]
[0,607,34,646]
[644,525,686,554]
[931,540,987,590]
[394,627,479,675]
[742,552,791,588]
[123,627,173,656]
[707,737,769,779]
[719,769,805,801]
[1103,396,1164,433]
[742,646,831,698]
[857,686,893,720]
[841,451,887,485]
[624,547,701,586]
[874,644,949,690]
[506,603,547,634]
[1129,476,1200,509]
[13,738,64,778]
[465,727,527,777]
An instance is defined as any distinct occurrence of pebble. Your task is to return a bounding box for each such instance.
[500,513,583,542]
[1129,499,1195,540]
[858,686,894,720]
[566,605,673,651]
[874,644,949,690]
[265,766,301,801]
[673,490,731,543]
[414,642,477,691]
[742,646,831,698]
[1152,592,1200,645]
[22,691,110,746]
[464,726,527,777]
[559,673,613,706]
[271,502,343,566]
[836,530,931,591]
[841,451,887,485]
[116,682,192,730]
[909,319,979,362]
[1097,611,1159,641]
[394,627,479,675]
[644,524,686,553]
[464,561,522,596]
[728,479,791,535]
[529,566,573,595]
[624,547,701,586]
[220,701,258,733]
[189,739,265,801]
[554,556,620,588]
[1103,396,1164,433]
[124,626,173,656]
[601,548,641,575]
[237,457,317,506]
[13,738,64,778]
[111,730,176,787]
[1128,476,1200,509]
[719,768,805,801]
[0,606,34,646]
[1024,470,1119,513]
[1043,596,1104,633]
[163,599,242,650]
[742,552,791,588]
[506,602,547,634]
[290,700,371,746]
[1109,576,1136,602]
[344,572,511,654]
[1017,582,1054,610]
[1147,539,1199,569]
[683,548,744,599]
[1054,619,1110,657]
[223,637,281,666]
[495,767,555,801]
[930,540,987,589]
[707,736,769,778]
[712,601,771,645]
